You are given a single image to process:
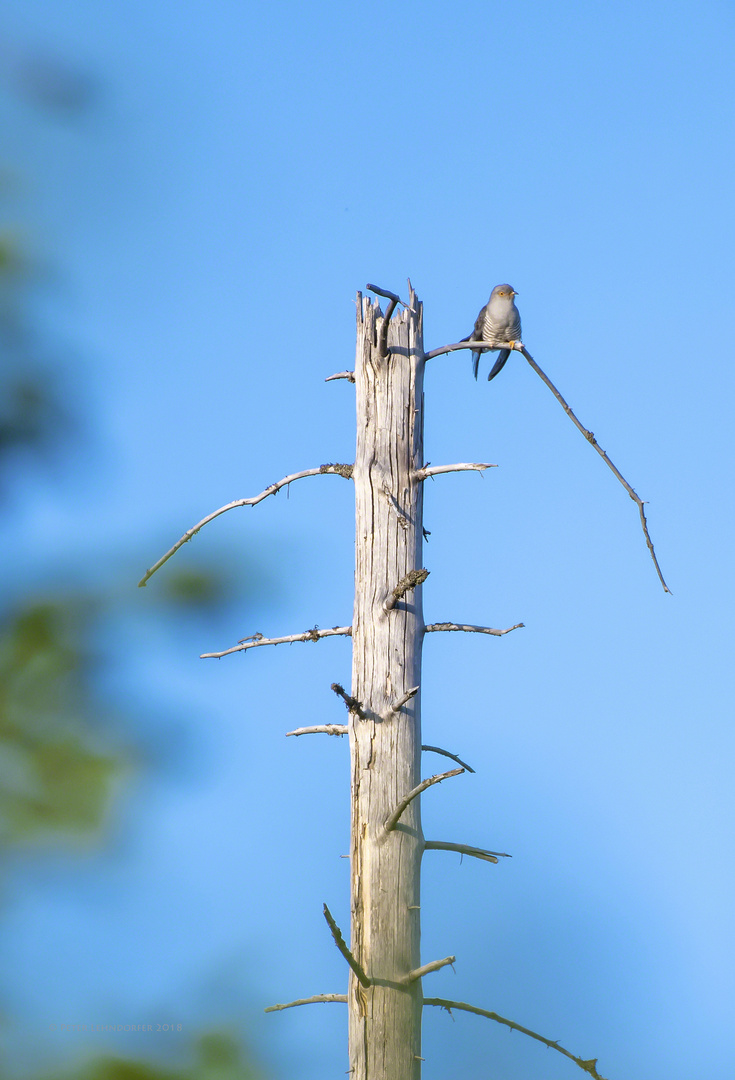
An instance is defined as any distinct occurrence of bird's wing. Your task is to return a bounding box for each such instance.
[473,304,488,341]
[471,304,490,379]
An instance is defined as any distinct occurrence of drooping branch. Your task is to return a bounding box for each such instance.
[406,955,455,982]
[425,622,524,637]
[422,337,668,592]
[383,568,430,612]
[138,464,354,587]
[201,625,352,660]
[390,685,420,715]
[415,463,496,481]
[384,768,464,833]
[519,346,669,593]
[424,998,608,1080]
[421,745,475,773]
[286,725,348,737]
[424,841,510,863]
[265,994,348,1013]
[331,682,367,719]
[323,903,371,988]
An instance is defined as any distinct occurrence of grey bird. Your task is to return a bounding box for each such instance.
[464,284,522,381]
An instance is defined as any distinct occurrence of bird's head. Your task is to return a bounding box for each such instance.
[491,284,517,300]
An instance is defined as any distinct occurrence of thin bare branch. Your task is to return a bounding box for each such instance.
[390,685,420,715]
[424,998,608,1080]
[384,768,464,833]
[406,955,456,982]
[415,463,496,480]
[424,841,510,863]
[384,568,430,613]
[421,745,475,773]
[201,625,352,660]
[265,994,348,1013]
[323,904,371,988]
[367,283,403,358]
[325,370,355,383]
[366,283,413,310]
[331,682,367,720]
[138,464,353,587]
[422,340,524,363]
[519,346,669,593]
[422,337,668,593]
[425,622,524,637]
[286,725,348,737]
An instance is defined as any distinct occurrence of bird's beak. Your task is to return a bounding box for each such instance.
[512,290,519,296]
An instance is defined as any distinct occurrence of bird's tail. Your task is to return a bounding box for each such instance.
[487,349,510,382]
[460,332,481,380]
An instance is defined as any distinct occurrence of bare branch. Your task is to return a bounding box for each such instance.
[424,841,510,863]
[415,463,496,481]
[366,283,413,310]
[425,622,524,637]
[390,685,420,715]
[421,337,669,593]
[384,568,430,613]
[138,464,353,587]
[325,370,355,383]
[201,625,352,660]
[406,955,456,982]
[424,998,608,1080]
[323,904,371,988]
[331,682,367,720]
[421,745,475,773]
[367,283,403,358]
[384,768,464,833]
[265,994,348,1013]
[520,346,670,594]
[286,725,348,737]
[422,340,524,363]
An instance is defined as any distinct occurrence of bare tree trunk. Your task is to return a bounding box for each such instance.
[349,287,425,1079]
[140,275,638,1080]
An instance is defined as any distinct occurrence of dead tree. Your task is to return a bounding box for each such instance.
[139,281,667,1080]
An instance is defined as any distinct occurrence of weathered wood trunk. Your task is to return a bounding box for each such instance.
[349,287,425,1079]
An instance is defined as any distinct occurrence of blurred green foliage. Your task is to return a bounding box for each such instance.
[0,195,121,850]
[41,1032,265,1080]
[0,59,269,1080]
[0,598,122,847]
[0,228,69,478]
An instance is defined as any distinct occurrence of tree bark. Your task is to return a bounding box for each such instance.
[349,286,425,1079]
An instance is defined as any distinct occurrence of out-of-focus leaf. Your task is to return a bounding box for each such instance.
[0,374,67,458]
[11,52,99,114]
[37,1031,266,1080]
[160,568,229,609]
[0,229,72,476]
[0,600,125,848]
[0,234,22,274]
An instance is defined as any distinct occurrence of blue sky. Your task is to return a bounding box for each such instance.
[1,1,734,1078]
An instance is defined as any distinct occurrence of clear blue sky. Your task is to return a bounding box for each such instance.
[1,1,734,1078]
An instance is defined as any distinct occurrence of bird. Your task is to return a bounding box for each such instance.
[464,284,522,381]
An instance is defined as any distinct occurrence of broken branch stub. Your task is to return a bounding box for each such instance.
[384,568,430,613]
